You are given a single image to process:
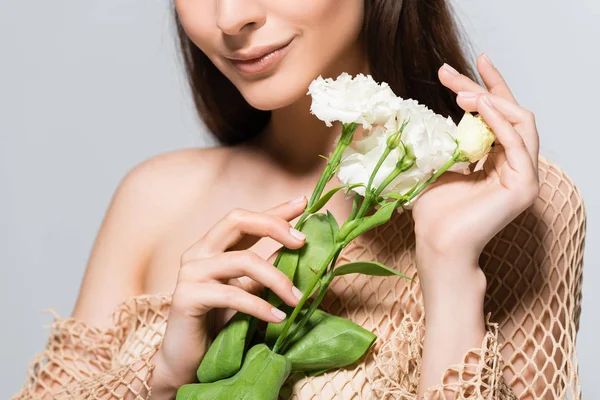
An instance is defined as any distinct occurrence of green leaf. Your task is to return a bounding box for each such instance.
[325,210,340,237]
[266,248,300,308]
[344,202,396,244]
[333,261,413,281]
[196,312,254,383]
[294,213,336,294]
[283,309,376,373]
[306,183,363,214]
[178,344,291,400]
[381,192,403,201]
[265,304,294,347]
[276,247,301,281]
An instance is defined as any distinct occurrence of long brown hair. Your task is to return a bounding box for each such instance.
[173,1,479,146]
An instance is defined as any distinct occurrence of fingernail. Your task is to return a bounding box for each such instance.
[289,227,306,240]
[290,196,306,205]
[443,63,460,75]
[458,91,479,98]
[271,307,286,321]
[292,286,304,301]
[482,53,493,66]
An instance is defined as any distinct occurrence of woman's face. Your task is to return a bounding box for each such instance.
[175,0,366,111]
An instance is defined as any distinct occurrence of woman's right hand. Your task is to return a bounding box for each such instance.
[149,196,308,397]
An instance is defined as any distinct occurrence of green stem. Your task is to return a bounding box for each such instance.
[270,124,358,353]
[307,124,357,209]
[278,272,334,354]
[367,147,392,196]
[354,146,392,219]
[265,124,356,306]
[272,243,343,354]
[404,151,460,203]
[346,193,362,224]
[354,122,410,219]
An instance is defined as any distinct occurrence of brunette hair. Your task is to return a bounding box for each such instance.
[173,0,479,145]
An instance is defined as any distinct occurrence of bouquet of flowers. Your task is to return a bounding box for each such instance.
[175,73,495,400]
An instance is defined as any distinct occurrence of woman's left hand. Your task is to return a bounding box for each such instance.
[411,53,540,292]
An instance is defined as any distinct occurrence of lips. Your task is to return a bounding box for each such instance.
[228,38,294,61]
[227,38,294,75]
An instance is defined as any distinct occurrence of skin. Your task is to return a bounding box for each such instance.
[70,1,540,399]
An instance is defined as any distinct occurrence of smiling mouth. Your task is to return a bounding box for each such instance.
[228,39,294,75]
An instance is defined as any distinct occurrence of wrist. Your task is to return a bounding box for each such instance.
[148,350,181,400]
[415,236,481,267]
[415,248,487,307]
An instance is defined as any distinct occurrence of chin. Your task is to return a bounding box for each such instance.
[232,68,316,111]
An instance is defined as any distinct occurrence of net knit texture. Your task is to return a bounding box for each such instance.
[12,155,586,400]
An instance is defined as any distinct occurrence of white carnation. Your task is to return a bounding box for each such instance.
[307,73,398,129]
[337,99,473,203]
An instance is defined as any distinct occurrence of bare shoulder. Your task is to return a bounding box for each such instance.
[72,146,233,327]
[104,146,234,233]
[124,147,229,204]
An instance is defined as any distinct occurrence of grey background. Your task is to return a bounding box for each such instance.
[0,0,597,398]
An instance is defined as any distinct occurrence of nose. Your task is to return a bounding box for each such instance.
[216,0,267,35]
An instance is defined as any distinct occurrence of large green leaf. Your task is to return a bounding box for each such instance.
[294,213,336,294]
[264,304,294,347]
[196,312,254,383]
[275,247,301,281]
[178,344,291,400]
[266,248,300,308]
[333,261,413,281]
[283,309,376,373]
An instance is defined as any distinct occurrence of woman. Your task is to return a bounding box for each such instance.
[12,0,585,399]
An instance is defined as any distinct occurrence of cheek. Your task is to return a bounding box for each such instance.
[296,0,365,72]
[174,1,218,55]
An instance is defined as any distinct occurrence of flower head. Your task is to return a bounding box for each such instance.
[307,73,398,129]
[392,99,468,174]
[337,98,476,206]
[455,112,496,163]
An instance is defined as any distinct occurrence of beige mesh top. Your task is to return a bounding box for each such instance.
[12,155,586,400]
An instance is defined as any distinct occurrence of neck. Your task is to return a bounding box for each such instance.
[255,95,341,174]
[245,37,370,176]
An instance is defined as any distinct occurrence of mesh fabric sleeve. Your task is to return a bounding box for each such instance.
[11,294,171,400]
[370,156,585,399]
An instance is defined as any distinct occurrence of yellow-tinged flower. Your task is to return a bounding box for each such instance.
[455,112,496,163]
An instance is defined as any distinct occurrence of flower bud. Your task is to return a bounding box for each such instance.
[397,143,416,172]
[386,131,401,149]
[455,112,496,163]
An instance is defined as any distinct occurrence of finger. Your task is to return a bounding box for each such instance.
[457,93,539,162]
[231,197,309,251]
[179,250,303,307]
[489,144,508,177]
[228,277,263,296]
[476,95,536,177]
[184,197,307,259]
[175,282,289,323]
[262,195,308,218]
[438,63,487,95]
[476,53,518,104]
